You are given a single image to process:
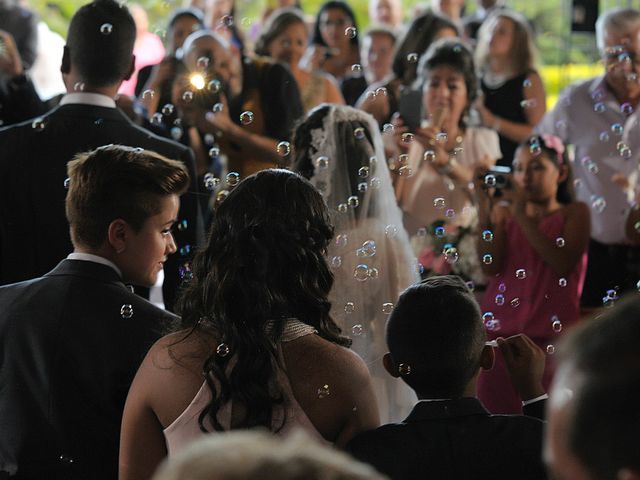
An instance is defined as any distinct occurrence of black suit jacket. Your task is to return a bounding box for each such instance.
[347,398,547,480]
[0,102,204,311]
[0,259,177,479]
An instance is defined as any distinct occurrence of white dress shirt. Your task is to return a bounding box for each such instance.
[536,76,640,245]
[59,92,117,108]
[67,252,122,278]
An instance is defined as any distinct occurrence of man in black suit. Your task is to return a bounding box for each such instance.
[0,144,190,479]
[347,276,548,480]
[545,296,640,480]
[0,0,203,311]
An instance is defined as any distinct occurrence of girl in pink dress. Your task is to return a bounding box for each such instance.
[474,134,590,414]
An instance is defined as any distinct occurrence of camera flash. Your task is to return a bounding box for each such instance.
[190,73,206,90]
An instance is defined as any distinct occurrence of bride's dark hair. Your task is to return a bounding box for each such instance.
[175,169,350,432]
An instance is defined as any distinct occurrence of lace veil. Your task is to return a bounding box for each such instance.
[304,104,420,422]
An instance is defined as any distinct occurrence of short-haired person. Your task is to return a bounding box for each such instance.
[347,276,548,480]
[545,295,640,480]
[0,0,203,312]
[536,7,640,310]
[0,145,189,479]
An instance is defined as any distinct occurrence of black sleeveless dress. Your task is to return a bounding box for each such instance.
[481,70,532,167]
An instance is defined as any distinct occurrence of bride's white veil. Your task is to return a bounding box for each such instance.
[294,104,419,422]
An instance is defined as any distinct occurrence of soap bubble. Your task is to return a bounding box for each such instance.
[209,147,220,158]
[354,264,370,282]
[523,78,532,88]
[338,203,348,213]
[208,79,221,93]
[556,237,565,247]
[151,112,163,125]
[444,247,459,264]
[100,23,113,35]
[593,102,606,113]
[424,150,436,162]
[510,297,521,308]
[345,26,357,38]
[216,343,230,357]
[398,165,413,177]
[482,254,493,265]
[402,132,414,144]
[335,234,348,248]
[344,302,355,314]
[435,226,445,237]
[239,111,254,125]
[382,302,394,314]
[358,166,369,178]
[385,224,398,238]
[592,196,607,213]
[31,118,45,132]
[495,294,505,305]
[331,256,342,268]
[161,104,174,116]
[433,197,446,209]
[73,81,85,92]
[197,56,210,68]
[611,123,624,135]
[484,174,497,187]
[515,268,527,279]
[351,324,363,335]
[317,384,331,398]
[599,131,610,142]
[382,123,394,134]
[226,172,240,186]
[621,102,634,115]
[498,282,507,292]
[63,178,70,189]
[347,196,359,208]
[120,304,133,319]
[212,102,224,113]
[551,316,563,332]
[182,90,194,102]
[559,278,567,287]
[482,230,494,242]
[277,141,291,156]
[203,173,219,191]
[222,15,234,27]
[351,63,363,74]
[398,363,411,375]
[546,344,555,355]
[407,52,418,63]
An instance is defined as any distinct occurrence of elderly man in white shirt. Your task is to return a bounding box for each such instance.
[536,7,640,309]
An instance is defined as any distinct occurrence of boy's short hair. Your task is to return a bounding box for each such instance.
[386,275,486,398]
[65,144,190,249]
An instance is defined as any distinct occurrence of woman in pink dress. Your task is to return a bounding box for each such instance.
[119,170,379,480]
[474,134,590,414]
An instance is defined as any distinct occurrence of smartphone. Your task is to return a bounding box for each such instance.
[484,166,512,189]
[397,88,423,133]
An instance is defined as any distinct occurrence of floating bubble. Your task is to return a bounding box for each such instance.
[351,63,363,74]
[180,245,191,256]
[63,178,70,189]
[212,102,224,113]
[197,56,210,68]
[444,247,459,264]
[151,112,163,125]
[161,104,175,116]
[203,173,219,191]
[546,344,555,355]
[240,111,254,125]
[498,282,507,293]
[495,294,505,305]
[611,123,624,135]
[520,99,537,109]
[345,26,357,38]
[417,227,428,237]
[351,324,363,335]
[226,172,240,186]
[331,256,342,268]
[466,281,475,292]
[354,264,370,282]
[510,297,521,308]
[73,81,85,92]
[482,312,494,322]
[593,102,606,113]
[436,132,448,143]
[313,156,328,170]
[358,166,369,178]
[556,237,565,247]
[222,14,234,27]
[445,208,455,218]
[179,263,193,280]
[599,131,610,142]
[482,254,493,265]
[59,455,74,465]
[338,203,348,213]
[347,196,359,208]
[620,146,632,159]
[523,78,532,88]
[100,23,113,35]
[216,342,230,357]
[209,147,220,158]
[398,165,413,177]
[515,268,527,279]
[433,197,446,209]
[402,132,414,144]
[361,240,376,256]
[344,302,355,314]
[382,302,394,314]
[357,182,368,193]
[559,277,567,287]
[277,141,291,156]
[482,230,494,242]
[169,126,182,140]
[435,226,445,237]
[385,224,398,238]
[407,52,418,63]
[207,79,221,93]
[216,189,230,202]
[484,174,497,187]
[335,234,348,248]
[423,150,436,162]
[367,267,379,279]
[182,90,194,102]
[552,316,563,332]
[529,144,542,156]
[177,219,188,231]
[398,363,411,375]
[375,87,388,96]
[382,123,394,135]
[31,118,45,131]
[592,196,607,213]
[120,304,133,319]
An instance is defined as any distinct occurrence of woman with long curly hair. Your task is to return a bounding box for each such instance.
[119,169,379,480]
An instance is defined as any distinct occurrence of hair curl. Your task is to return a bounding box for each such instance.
[175,169,350,432]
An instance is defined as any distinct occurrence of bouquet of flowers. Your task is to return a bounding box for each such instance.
[412,210,487,288]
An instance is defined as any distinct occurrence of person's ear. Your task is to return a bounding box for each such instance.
[61,45,70,74]
[557,164,569,184]
[383,352,401,378]
[107,219,130,254]
[124,54,136,80]
[480,345,495,371]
